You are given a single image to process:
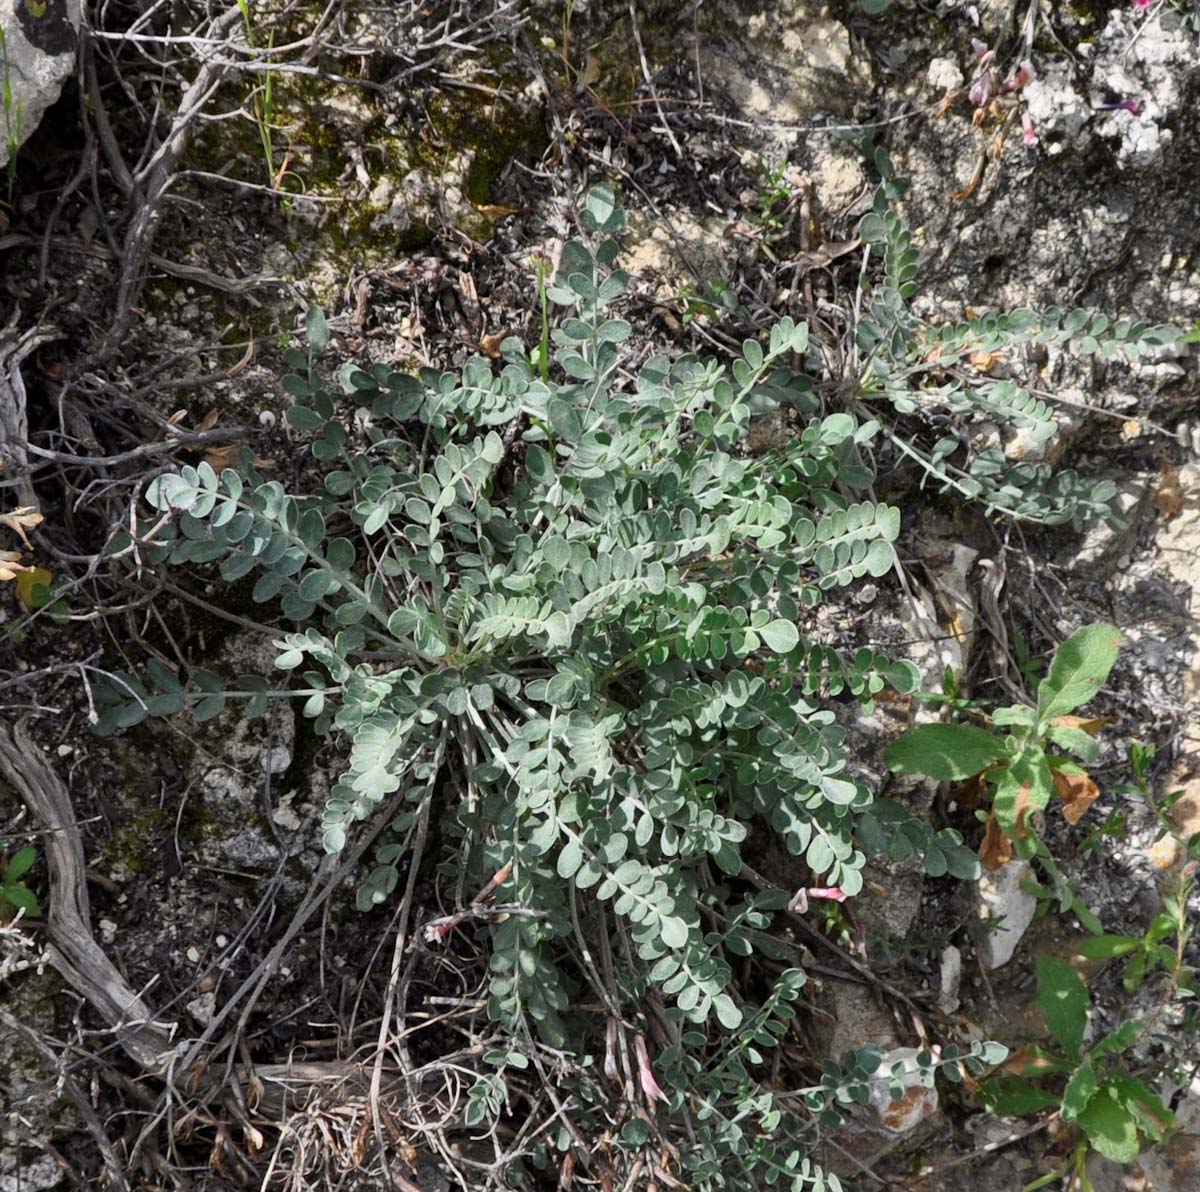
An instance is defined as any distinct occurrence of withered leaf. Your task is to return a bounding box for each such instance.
[480,330,507,358]
[969,349,1002,372]
[1053,769,1099,825]
[979,812,1013,871]
[1051,714,1115,736]
[0,506,44,548]
[0,550,34,582]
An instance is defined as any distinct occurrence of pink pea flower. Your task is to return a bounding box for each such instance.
[1130,0,1151,9]
[1002,61,1036,93]
[968,45,996,107]
[1022,112,1039,147]
[970,38,990,58]
[788,886,848,913]
[633,1033,669,1106]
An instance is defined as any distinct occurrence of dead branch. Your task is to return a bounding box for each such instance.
[0,719,177,1071]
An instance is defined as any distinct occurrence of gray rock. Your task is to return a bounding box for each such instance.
[1062,474,1152,576]
[939,945,962,1014]
[977,859,1038,969]
[1023,63,1093,156]
[0,0,80,170]
[699,0,871,131]
[867,1047,939,1134]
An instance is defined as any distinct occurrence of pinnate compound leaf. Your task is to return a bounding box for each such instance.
[884,724,1007,780]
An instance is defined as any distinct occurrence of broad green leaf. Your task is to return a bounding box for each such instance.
[1060,1059,1098,1122]
[993,747,1054,835]
[1076,935,1140,960]
[1077,1083,1140,1164]
[883,724,1007,781]
[1088,1019,1142,1060]
[1035,955,1088,1056]
[2,884,39,916]
[1108,1075,1173,1143]
[5,847,36,882]
[1036,623,1120,721]
[979,1077,1060,1116]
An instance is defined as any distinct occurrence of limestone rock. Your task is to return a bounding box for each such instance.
[700,2,870,130]
[868,1047,939,1134]
[977,859,1038,969]
[0,0,80,170]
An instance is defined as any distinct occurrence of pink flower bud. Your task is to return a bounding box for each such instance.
[1002,61,1037,92]
[969,72,992,107]
[1130,0,1151,10]
[634,1033,669,1106]
[971,38,989,58]
[808,887,848,902]
[604,1016,620,1082]
[1022,112,1038,148]
[788,886,848,913]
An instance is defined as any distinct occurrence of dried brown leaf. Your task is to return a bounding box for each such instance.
[969,349,1002,372]
[203,444,241,472]
[1051,714,1115,736]
[0,506,44,548]
[1053,769,1099,825]
[979,812,1012,871]
[578,52,602,88]
[0,550,34,582]
[479,330,507,358]
[1154,463,1184,519]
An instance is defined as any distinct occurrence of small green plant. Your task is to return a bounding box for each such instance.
[0,26,25,199]
[678,279,741,327]
[852,143,1178,524]
[94,184,1007,1188]
[886,623,1120,848]
[236,0,277,188]
[530,252,551,381]
[980,954,1175,1181]
[892,647,1197,1180]
[0,841,39,922]
[755,160,797,235]
[1077,744,1197,997]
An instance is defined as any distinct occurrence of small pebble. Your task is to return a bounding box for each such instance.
[186,946,201,963]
